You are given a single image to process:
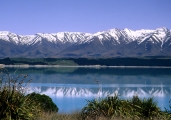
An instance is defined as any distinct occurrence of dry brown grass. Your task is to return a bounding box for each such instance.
[38,111,82,120]
[38,112,171,120]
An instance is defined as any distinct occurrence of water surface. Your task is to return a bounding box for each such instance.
[6,67,171,113]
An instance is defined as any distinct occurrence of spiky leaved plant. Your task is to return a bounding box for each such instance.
[81,95,167,120]
[0,68,42,120]
[81,95,130,120]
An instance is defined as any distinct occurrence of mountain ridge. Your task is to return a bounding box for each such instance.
[0,27,171,58]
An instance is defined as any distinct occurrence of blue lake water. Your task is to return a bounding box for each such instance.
[6,67,171,113]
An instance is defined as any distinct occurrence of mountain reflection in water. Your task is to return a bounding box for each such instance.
[28,84,170,98]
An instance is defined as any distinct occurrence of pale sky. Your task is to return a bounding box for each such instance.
[0,0,171,35]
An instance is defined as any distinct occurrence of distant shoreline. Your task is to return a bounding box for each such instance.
[1,64,171,68]
[1,58,171,67]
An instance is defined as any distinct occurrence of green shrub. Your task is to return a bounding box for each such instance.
[27,92,58,112]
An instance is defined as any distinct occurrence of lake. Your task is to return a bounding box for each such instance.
[6,67,171,113]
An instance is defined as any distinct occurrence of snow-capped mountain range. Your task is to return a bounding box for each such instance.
[0,27,171,58]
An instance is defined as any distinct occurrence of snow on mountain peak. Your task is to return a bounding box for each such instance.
[0,31,10,41]
[0,31,21,43]
[53,32,91,43]
[0,31,10,35]
[156,27,168,32]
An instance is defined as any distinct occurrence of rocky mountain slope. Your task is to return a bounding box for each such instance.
[0,27,171,58]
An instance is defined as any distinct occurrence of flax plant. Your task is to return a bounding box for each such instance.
[0,68,42,120]
[81,95,170,120]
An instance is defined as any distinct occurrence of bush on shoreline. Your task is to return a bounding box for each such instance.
[27,92,58,112]
[0,68,58,119]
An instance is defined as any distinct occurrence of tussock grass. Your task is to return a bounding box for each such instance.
[81,96,171,120]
